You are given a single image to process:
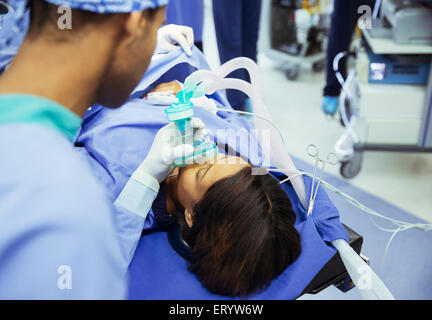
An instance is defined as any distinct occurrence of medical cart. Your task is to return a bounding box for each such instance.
[337,4,432,179]
[259,0,332,80]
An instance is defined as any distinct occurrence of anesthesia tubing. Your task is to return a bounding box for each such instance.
[186,57,428,299]
[203,105,432,231]
[186,57,308,208]
[203,103,432,256]
[201,105,399,300]
[187,57,432,237]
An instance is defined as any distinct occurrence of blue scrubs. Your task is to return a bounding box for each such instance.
[0,95,126,299]
[212,0,262,109]
[166,0,204,43]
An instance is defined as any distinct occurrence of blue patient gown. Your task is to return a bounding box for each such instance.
[0,95,126,299]
[77,48,348,299]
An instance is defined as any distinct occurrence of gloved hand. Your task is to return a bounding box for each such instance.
[155,24,194,56]
[191,96,218,115]
[136,118,207,183]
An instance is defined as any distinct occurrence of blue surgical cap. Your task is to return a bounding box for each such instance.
[41,0,169,13]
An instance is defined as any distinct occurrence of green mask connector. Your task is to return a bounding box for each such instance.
[164,86,218,167]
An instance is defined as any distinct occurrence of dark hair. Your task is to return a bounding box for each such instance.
[179,166,302,297]
[27,0,114,38]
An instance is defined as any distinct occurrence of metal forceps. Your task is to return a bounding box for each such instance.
[306,144,338,216]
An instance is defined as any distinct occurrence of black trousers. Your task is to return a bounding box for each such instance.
[212,0,263,109]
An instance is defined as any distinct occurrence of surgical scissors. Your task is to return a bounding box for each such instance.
[306,144,338,216]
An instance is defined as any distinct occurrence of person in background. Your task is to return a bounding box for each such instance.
[166,0,204,51]
[212,0,262,111]
[322,0,375,115]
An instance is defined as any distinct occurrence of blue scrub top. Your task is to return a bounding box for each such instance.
[0,94,126,299]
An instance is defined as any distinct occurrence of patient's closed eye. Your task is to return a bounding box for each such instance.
[196,165,211,184]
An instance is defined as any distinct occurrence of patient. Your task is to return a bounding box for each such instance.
[135,81,302,297]
[79,80,302,298]
[154,152,302,297]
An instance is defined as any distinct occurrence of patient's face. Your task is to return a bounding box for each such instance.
[177,154,250,217]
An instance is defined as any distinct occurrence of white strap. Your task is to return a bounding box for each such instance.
[132,169,160,194]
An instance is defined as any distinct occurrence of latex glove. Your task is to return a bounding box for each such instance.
[191,96,218,115]
[155,24,194,56]
[136,118,207,183]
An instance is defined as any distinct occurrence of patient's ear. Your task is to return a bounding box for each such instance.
[185,209,194,228]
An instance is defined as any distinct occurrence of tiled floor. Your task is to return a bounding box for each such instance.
[202,0,432,223]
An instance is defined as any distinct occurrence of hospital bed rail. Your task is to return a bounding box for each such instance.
[258,0,330,80]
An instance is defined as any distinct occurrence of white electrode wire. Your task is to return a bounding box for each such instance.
[278,173,307,185]
[203,104,432,227]
[336,72,354,102]
[380,225,405,271]
[197,105,289,148]
[373,0,382,20]
[267,168,432,266]
[333,52,361,159]
[187,56,309,207]
[190,58,432,266]
[208,105,432,231]
[197,100,432,267]
[335,60,359,131]
[209,103,432,233]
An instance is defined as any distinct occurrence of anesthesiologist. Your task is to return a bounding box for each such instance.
[0,0,202,299]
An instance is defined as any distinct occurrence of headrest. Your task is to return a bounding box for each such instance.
[166,223,191,262]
